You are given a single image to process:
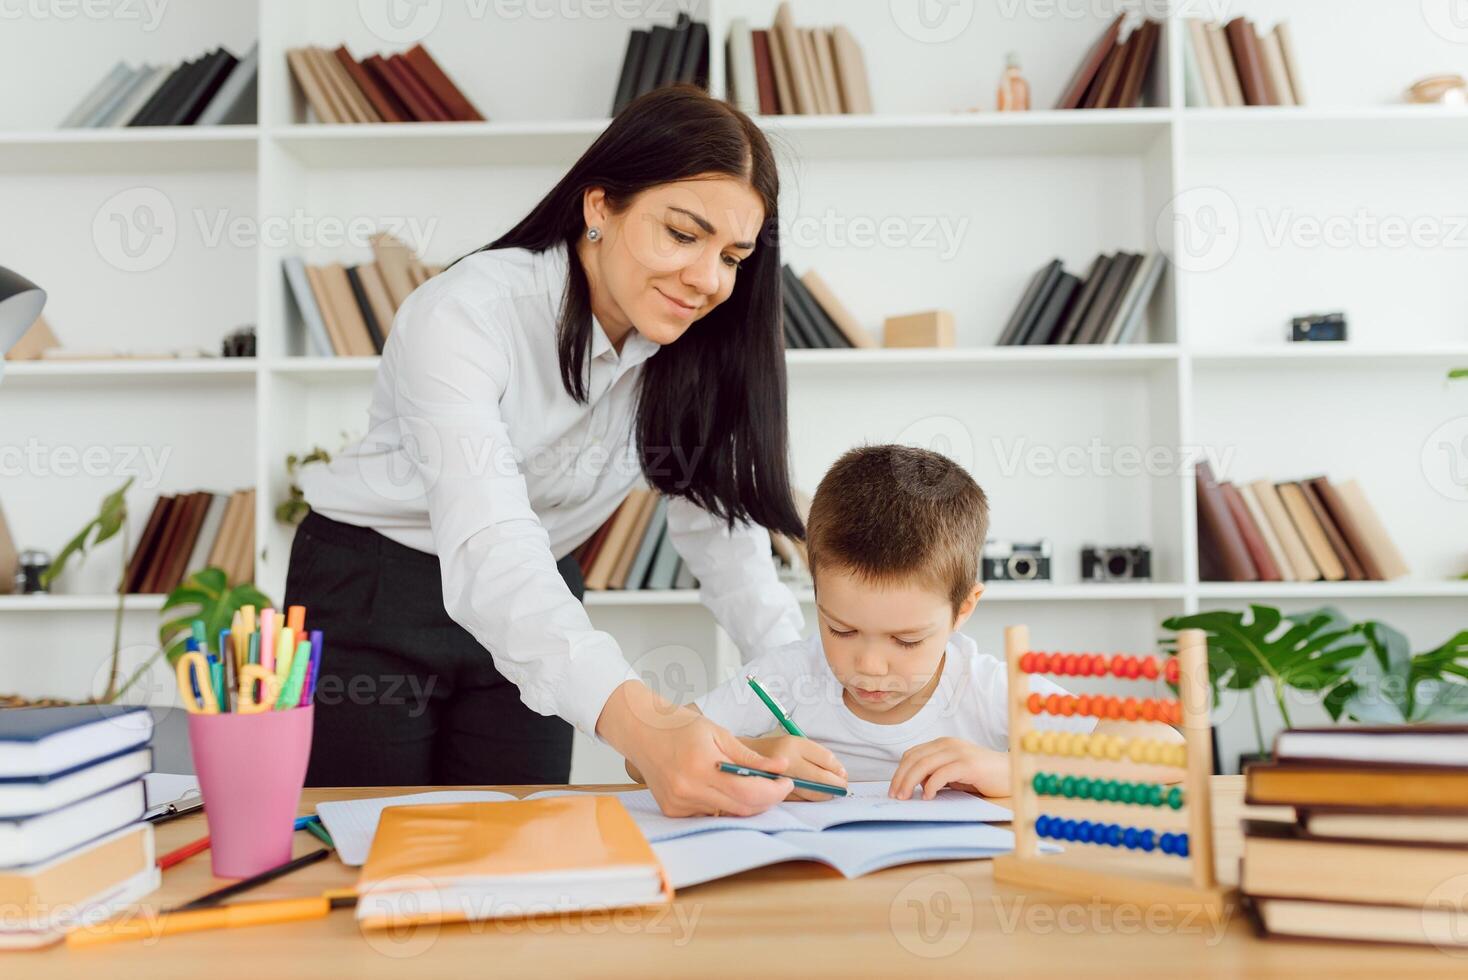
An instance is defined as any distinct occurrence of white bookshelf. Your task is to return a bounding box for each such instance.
[2,0,1465,779]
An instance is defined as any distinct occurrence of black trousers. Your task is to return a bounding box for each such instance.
[285,511,577,787]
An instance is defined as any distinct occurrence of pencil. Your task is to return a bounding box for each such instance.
[746,674,805,737]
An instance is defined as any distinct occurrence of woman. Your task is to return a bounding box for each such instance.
[289,86,804,817]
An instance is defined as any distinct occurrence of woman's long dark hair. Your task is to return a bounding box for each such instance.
[468,84,803,538]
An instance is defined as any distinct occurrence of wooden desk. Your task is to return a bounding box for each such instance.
[29,776,1453,978]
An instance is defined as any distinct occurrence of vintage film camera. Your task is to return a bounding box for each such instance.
[982,540,1052,583]
[1081,545,1152,582]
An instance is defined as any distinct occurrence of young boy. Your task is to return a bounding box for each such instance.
[684,444,1183,801]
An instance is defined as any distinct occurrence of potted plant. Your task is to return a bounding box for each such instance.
[1323,620,1468,724]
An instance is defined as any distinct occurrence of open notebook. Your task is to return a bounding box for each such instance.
[319,783,1016,886]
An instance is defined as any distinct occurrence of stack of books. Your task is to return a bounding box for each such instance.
[997,252,1166,346]
[124,488,256,593]
[1182,17,1304,108]
[781,265,874,350]
[1196,462,1409,583]
[723,3,872,116]
[1056,16,1162,110]
[59,43,258,128]
[0,706,158,949]
[283,234,441,357]
[611,11,710,116]
[286,43,482,124]
[1242,725,1468,948]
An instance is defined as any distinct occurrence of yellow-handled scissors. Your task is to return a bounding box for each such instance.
[175,653,219,715]
[238,664,282,714]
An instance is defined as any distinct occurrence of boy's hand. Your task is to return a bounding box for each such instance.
[743,734,848,801]
[889,738,1009,800]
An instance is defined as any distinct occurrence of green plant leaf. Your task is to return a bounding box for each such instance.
[157,567,273,666]
[41,477,133,587]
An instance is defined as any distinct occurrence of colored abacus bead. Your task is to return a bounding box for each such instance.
[1106,824,1123,847]
[1140,699,1157,722]
[1059,695,1076,716]
[1167,787,1183,809]
[1062,653,1079,676]
[1090,653,1107,676]
[1076,694,1092,717]
[1164,657,1180,683]
[1020,651,1037,673]
[1022,730,1041,753]
[1141,656,1159,680]
[1177,834,1190,857]
[1139,829,1156,852]
[1159,832,1175,855]
[1109,654,1126,677]
[1047,652,1065,673]
[1026,692,1043,714]
[1039,730,1058,754]
[1122,697,1140,721]
[1123,657,1140,679]
[1122,827,1139,850]
[1146,784,1164,807]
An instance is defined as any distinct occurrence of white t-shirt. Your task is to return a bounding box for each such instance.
[696,631,1097,782]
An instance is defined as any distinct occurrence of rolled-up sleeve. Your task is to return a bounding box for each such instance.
[390,296,635,738]
[665,496,805,660]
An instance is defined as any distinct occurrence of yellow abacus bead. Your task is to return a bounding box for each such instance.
[1170,744,1188,767]
[1039,730,1059,755]
[1076,734,1095,757]
[1056,732,1075,757]
[1105,735,1124,761]
[1088,733,1108,759]
[1022,730,1041,753]
[1142,740,1162,764]
[1127,740,1147,763]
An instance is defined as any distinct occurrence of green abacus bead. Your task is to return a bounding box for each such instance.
[1147,784,1164,807]
[1033,773,1048,795]
[1167,787,1184,810]
[1045,774,1060,795]
[1118,784,1135,804]
[1060,776,1076,798]
[1077,779,1093,800]
[1103,781,1119,802]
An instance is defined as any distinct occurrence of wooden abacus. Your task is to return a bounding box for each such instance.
[992,626,1231,911]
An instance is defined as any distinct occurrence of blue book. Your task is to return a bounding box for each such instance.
[644,525,681,591]
[0,705,152,782]
[623,497,667,590]
[283,256,333,356]
[0,747,151,821]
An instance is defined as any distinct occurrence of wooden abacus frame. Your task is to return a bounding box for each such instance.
[992,626,1232,911]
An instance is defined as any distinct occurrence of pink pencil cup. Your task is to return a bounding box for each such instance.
[186,705,314,878]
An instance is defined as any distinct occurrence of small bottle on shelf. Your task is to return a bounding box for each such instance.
[996,51,1031,112]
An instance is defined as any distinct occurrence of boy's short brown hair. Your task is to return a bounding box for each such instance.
[804,445,989,614]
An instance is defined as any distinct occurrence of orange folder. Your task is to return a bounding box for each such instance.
[355,797,671,930]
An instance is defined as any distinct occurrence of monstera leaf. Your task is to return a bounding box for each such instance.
[158,567,272,666]
[1326,622,1468,723]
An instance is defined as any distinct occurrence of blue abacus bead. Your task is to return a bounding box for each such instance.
[1123,827,1139,850]
[1159,832,1175,855]
[1177,833,1190,858]
[1139,829,1156,852]
[1106,823,1123,847]
[1036,815,1052,837]
[1061,819,1078,841]
[1077,821,1094,844]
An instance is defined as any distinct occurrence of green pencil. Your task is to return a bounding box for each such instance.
[746,674,805,737]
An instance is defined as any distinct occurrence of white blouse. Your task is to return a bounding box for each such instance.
[300,243,805,737]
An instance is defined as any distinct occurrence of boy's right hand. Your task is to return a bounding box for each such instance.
[744,735,848,801]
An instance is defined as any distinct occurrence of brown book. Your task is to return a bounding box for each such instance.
[138,495,188,594]
[157,492,211,593]
[1057,14,1123,110]
[335,45,406,122]
[1206,23,1245,107]
[371,233,419,310]
[123,495,171,594]
[384,54,451,122]
[829,25,871,114]
[586,490,648,590]
[800,269,875,348]
[750,29,779,114]
[1274,21,1306,105]
[1249,479,1319,581]
[765,22,794,114]
[804,28,837,114]
[317,263,378,357]
[1241,819,1468,909]
[1249,894,1468,949]
[1112,19,1159,108]
[1311,478,1385,581]
[356,263,399,340]
[1300,810,1468,844]
[577,509,620,578]
[5,314,59,360]
[1237,484,1295,580]
[0,498,17,595]
[1258,26,1295,106]
[1195,461,1256,581]
[1221,482,1280,580]
[1246,762,1468,811]
[1276,482,1345,581]
[1333,480,1409,580]
[773,1,816,114]
[285,47,341,123]
[402,44,483,122]
[1186,19,1225,107]
[305,47,362,123]
[230,489,256,585]
[1224,17,1272,105]
[1085,35,1130,109]
[207,491,244,577]
[608,491,659,590]
[304,264,352,356]
[1299,479,1365,580]
[313,46,378,123]
[362,55,428,123]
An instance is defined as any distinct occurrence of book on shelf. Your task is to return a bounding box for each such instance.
[1241,725,1468,948]
[1055,15,1161,110]
[0,706,158,949]
[287,42,481,124]
[996,251,1167,346]
[1197,468,1408,583]
[612,11,710,116]
[58,45,257,128]
[0,498,16,595]
[776,265,874,350]
[1182,17,1305,108]
[123,488,255,594]
[570,490,733,594]
[723,3,871,116]
[283,235,441,357]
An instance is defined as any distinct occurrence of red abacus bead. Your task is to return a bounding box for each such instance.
[1062,654,1079,676]
[1110,654,1127,677]
[1039,652,1056,673]
[1027,692,1044,714]
[1090,654,1107,676]
[1141,656,1159,680]
[1076,694,1092,716]
[1122,697,1139,721]
[1045,693,1062,714]
[1140,699,1157,722]
[1020,652,1036,673]
[1123,657,1141,680]
[1164,658,1180,683]
[1076,656,1093,677]
[1163,702,1179,725]
[1106,697,1123,720]
[1059,696,1076,717]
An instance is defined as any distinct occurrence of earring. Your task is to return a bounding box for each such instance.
[586,227,601,242]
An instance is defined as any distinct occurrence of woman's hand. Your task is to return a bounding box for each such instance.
[598,680,794,817]
[742,734,847,801]
[888,737,1009,800]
